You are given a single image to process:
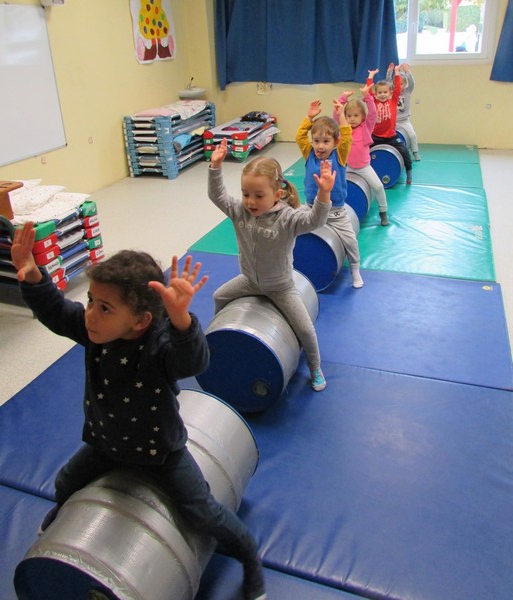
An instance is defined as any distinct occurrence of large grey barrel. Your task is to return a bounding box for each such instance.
[14,390,258,600]
[293,203,360,291]
[196,269,318,413]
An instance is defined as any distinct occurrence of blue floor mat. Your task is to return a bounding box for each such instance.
[187,252,512,391]
[237,361,513,600]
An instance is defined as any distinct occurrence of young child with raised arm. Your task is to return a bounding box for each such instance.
[334,82,390,226]
[367,66,413,184]
[208,137,335,392]
[11,223,267,600]
[386,62,421,161]
[296,99,364,287]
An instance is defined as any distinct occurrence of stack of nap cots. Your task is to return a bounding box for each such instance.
[123,102,216,179]
[0,200,104,291]
[203,111,279,162]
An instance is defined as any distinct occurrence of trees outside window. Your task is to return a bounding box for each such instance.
[395,0,499,62]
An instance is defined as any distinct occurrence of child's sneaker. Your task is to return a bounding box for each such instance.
[243,557,267,600]
[311,368,326,391]
[406,169,413,185]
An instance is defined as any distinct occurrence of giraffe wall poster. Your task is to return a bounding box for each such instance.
[130,0,176,64]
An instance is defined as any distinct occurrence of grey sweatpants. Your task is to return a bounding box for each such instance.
[214,274,321,372]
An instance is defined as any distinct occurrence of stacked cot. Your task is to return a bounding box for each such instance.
[123,101,216,179]
[0,185,104,292]
[203,111,279,161]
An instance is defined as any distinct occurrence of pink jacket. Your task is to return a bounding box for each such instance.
[335,93,376,169]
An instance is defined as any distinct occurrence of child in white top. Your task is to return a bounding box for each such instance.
[387,62,421,161]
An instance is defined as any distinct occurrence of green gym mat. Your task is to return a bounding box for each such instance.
[381,184,490,223]
[189,217,238,255]
[397,159,483,188]
[416,143,480,163]
[188,145,495,281]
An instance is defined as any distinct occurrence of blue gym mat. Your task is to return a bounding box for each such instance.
[184,252,512,391]
[2,356,512,600]
[236,361,513,600]
[0,487,54,600]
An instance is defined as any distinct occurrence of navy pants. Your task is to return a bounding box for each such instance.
[54,443,258,563]
[372,134,412,172]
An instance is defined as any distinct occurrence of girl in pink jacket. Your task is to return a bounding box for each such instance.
[334,83,389,226]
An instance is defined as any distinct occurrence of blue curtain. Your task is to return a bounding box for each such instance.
[490,0,513,82]
[215,0,399,90]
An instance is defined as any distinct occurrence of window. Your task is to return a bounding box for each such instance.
[395,0,499,63]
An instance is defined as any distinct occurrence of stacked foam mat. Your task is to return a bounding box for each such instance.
[1,144,512,599]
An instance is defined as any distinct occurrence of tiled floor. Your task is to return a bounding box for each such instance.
[0,143,511,406]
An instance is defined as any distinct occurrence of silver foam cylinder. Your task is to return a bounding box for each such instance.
[293,203,360,292]
[196,269,319,413]
[14,390,258,600]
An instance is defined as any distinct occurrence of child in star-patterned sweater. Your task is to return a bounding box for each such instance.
[11,221,267,600]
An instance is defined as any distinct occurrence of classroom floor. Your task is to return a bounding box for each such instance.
[0,142,512,407]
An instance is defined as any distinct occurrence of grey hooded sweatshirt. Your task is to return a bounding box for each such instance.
[208,165,331,293]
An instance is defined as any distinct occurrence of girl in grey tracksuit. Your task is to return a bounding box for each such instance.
[207,139,334,391]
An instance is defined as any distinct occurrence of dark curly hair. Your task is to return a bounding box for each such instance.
[87,250,166,320]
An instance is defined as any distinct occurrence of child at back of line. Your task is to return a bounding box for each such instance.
[208,137,335,392]
[334,82,390,226]
[386,62,421,161]
[296,99,364,287]
[367,66,413,184]
[10,225,267,600]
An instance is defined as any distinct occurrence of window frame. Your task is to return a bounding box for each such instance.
[397,0,500,65]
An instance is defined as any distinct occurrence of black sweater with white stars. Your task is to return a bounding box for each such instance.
[21,271,210,466]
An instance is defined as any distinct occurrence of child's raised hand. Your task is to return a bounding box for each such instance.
[308,100,322,120]
[148,255,209,331]
[332,98,343,117]
[210,138,228,168]
[10,221,41,284]
[342,90,354,98]
[313,160,337,194]
[368,68,379,79]
[360,83,372,96]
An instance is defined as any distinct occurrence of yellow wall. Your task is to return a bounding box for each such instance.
[1,0,512,195]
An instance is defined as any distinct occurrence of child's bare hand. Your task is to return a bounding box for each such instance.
[210,138,228,168]
[360,83,372,96]
[332,98,343,116]
[342,90,354,98]
[308,100,322,120]
[313,160,336,193]
[368,68,379,78]
[10,221,41,283]
[148,255,209,330]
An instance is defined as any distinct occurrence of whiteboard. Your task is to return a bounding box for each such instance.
[0,4,66,167]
